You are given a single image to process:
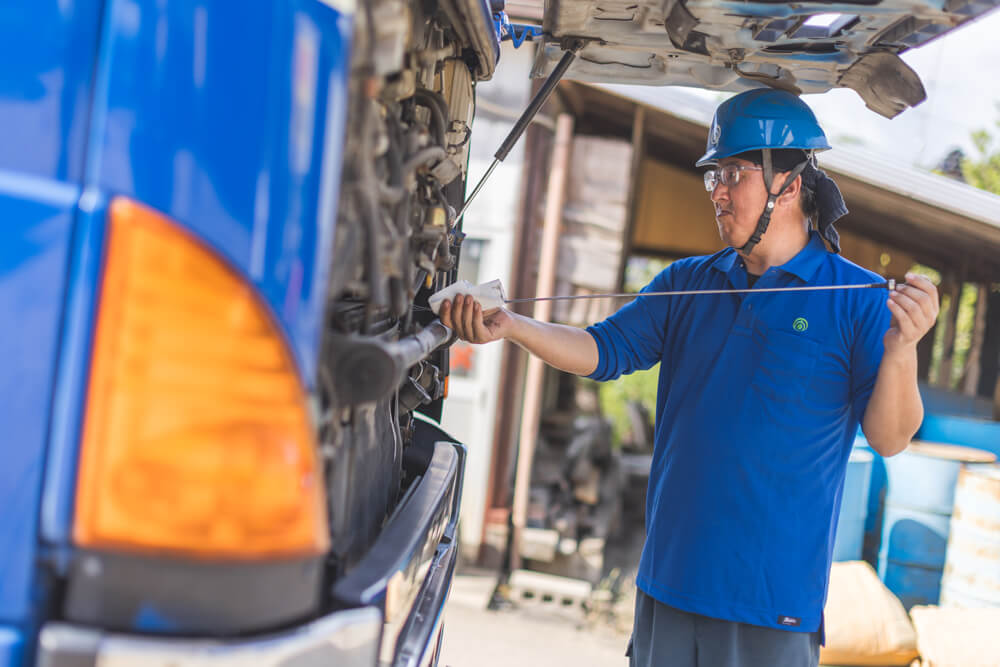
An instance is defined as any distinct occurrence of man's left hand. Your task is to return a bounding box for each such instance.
[884,272,939,354]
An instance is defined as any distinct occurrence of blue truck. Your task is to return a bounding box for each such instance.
[1,1,500,664]
[5,0,997,664]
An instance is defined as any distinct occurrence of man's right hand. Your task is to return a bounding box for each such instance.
[441,294,599,376]
[440,295,515,344]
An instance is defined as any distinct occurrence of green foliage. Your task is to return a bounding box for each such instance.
[624,256,674,292]
[951,283,980,387]
[596,366,660,446]
[596,255,673,446]
[961,110,1000,195]
[916,264,949,386]
[908,265,941,285]
[833,134,867,148]
[943,106,1000,388]
[918,260,981,390]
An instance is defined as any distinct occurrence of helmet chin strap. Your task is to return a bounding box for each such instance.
[738,149,810,256]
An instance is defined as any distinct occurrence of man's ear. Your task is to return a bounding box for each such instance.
[777,174,802,207]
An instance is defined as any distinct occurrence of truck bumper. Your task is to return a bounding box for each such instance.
[34,538,455,667]
[36,606,382,667]
[35,435,465,667]
[332,435,465,667]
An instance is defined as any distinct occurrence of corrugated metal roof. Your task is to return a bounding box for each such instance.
[821,148,1000,228]
[595,83,1000,231]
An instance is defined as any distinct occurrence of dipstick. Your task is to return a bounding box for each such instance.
[503,280,900,305]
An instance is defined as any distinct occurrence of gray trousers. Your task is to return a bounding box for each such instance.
[628,590,820,667]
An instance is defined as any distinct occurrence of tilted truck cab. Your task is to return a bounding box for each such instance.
[0,1,499,665]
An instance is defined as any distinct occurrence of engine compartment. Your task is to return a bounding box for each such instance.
[317,0,492,578]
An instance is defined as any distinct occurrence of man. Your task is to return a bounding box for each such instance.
[441,88,939,667]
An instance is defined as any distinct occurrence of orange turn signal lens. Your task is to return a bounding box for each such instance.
[74,198,329,559]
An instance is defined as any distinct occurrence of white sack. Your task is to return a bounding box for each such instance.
[909,606,1000,667]
[428,279,506,315]
[820,561,918,666]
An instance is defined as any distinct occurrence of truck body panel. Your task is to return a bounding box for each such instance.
[83,0,352,380]
[34,0,354,568]
[0,1,102,183]
[0,177,78,626]
[0,0,499,662]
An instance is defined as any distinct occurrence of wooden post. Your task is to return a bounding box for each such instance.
[994,375,1000,421]
[936,276,962,388]
[510,113,575,571]
[916,323,936,381]
[480,87,556,560]
[962,283,988,395]
[616,106,646,291]
[977,289,1000,414]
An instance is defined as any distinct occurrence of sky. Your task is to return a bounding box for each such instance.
[805,10,1000,169]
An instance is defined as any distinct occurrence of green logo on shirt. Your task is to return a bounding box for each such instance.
[793,317,809,332]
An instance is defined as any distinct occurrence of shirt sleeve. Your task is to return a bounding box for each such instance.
[585,267,673,382]
[850,289,892,424]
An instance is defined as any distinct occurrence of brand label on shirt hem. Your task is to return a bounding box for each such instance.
[777,615,801,627]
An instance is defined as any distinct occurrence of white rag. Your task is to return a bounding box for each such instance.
[428,279,507,315]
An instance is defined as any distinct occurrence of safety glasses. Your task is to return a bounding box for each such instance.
[703,164,762,191]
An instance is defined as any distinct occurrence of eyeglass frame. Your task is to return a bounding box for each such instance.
[702,164,763,191]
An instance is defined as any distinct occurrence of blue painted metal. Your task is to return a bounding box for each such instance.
[885,448,969,516]
[918,413,1000,459]
[862,446,888,567]
[878,444,996,609]
[849,433,887,565]
[832,446,873,562]
[880,558,946,611]
[0,5,103,660]
[2,0,500,661]
[0,173,79,627]
[881,505,952,570]
[0,0,358,658]
[85,0,354,383]
[919,382,994,419]
[0,0,103,183]
[0,627,25,666]
[36,0,359,557]
[880,505,952,609]
[39,191,109,548]
[494,13,543,48]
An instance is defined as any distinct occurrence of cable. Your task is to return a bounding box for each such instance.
[413,89,449,147]
[502,280,899,305]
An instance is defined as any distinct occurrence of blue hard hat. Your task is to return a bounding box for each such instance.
[696,89,831,167]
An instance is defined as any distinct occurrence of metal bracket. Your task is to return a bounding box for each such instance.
[493,12,544,48]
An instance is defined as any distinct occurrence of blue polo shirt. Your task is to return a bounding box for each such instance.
[586,232,890,633]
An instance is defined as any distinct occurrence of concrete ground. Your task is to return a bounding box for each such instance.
[439,570,629,667]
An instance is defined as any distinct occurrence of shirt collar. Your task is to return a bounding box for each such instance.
[710,231,828,283]
[777,231,828,282]
[710,248,739,275]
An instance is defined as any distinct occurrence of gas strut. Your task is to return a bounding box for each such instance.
[456,39,586,223]
[502,280,904,305]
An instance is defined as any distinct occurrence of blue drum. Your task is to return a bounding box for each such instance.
[878,441,996,609]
